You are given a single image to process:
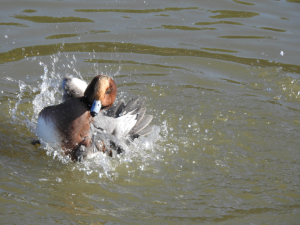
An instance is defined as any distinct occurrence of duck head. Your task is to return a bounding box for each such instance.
[84,75,117,117]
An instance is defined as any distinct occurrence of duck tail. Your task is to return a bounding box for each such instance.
[61,76,87,101]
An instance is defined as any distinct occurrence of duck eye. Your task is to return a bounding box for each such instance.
[106,89,112,95]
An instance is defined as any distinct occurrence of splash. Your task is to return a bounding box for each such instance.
[20,53,165,179]
[11,80,27,120]
[31,62,57,120]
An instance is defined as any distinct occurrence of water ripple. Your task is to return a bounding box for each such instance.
[75,7,199,13]
[14,15,94,23]
[1,42,299,74]
[209,10,259,19]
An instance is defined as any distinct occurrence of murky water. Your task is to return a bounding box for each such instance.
[1,0,300,224]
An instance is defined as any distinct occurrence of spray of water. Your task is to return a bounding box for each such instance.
[11,80,27,120]
[10,53,165,179]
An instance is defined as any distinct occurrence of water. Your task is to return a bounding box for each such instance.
[1,0,300,224]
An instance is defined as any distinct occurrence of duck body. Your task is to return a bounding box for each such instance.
[37,75,117,153]
[37,97,92,152]
[37,75,153,161]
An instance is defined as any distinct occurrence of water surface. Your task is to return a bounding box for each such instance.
[1,0,300,224]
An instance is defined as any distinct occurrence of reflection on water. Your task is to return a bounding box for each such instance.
[195,21,243,25]
[22,9,37,13]
[259,27,286,32]
[218,35,275,39]
[0,22,28,27]
[84,59,184,70]
[74,7,199,13]
[1,0,300,223]
[161,25,216,31]
[233,0,255,6]
[45,30,110,40]
[14,15,94,23]
[45,34,80,39]
[209,10,259,19]
[1,42,299,74]
[201,47,239,53]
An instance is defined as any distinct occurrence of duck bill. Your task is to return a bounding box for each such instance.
[91,100,101,117]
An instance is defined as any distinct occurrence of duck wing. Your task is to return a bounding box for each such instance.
[121,97,153,138]
[105,99,125,118]
[92,114,138,139]
[93,96,153,139]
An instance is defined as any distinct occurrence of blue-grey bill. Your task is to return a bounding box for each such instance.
[91,100,101,117]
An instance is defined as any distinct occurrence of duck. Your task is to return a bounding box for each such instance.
[37,75,153,161]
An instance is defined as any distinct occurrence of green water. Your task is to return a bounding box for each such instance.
[0,0,300,224]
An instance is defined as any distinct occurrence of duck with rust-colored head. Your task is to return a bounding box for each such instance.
[37,75,117,154]
[37,75,153,161]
